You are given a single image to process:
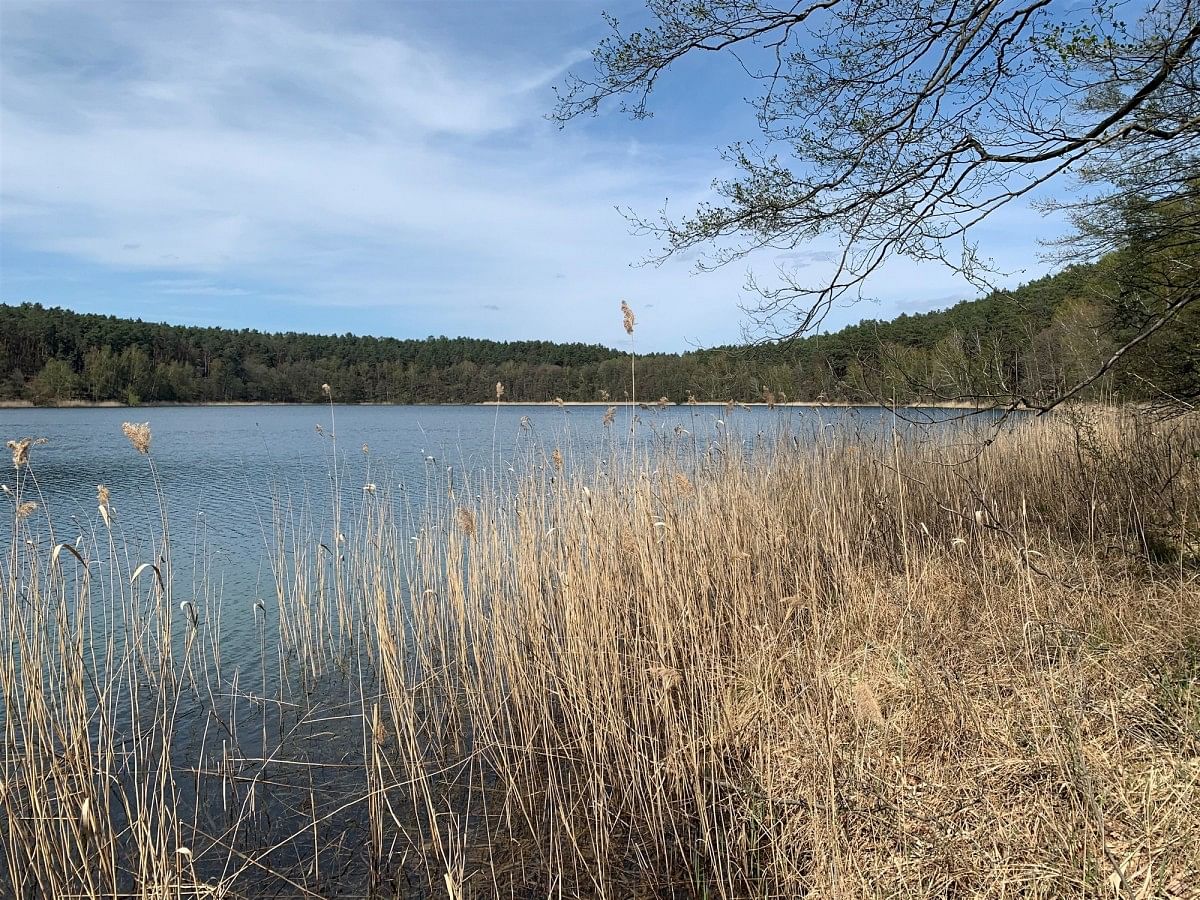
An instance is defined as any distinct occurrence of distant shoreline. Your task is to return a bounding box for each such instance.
[0,399,327,409]
[477,400,990,409]
[1,398,993,410]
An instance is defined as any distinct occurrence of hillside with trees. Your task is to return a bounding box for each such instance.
[1,256,1195,409]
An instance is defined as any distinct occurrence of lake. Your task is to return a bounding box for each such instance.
[1,405,794,665]
[1,402,985,665]
[2,401,909,562]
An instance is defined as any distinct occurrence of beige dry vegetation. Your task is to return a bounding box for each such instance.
[2,408,1199,898]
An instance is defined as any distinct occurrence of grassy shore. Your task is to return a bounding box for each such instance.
[2,408,1198,898]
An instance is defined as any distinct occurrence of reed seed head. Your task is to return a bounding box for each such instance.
[321,383,332,397]
[98,482,114,530]
[647,663,681,692]
[496,381,505,401]
[7,438,31,468]
[551,448,564,471]
[16,501,37,520]
[456,506,476,537]
[602,406,617,427]
[620,300,636,336]
[120,422,152,454]
[78,797,96,840]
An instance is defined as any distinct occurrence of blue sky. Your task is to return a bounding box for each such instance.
[0,0,1063,352]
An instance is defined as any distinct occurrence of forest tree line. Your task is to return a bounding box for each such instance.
[2,255,1196,408]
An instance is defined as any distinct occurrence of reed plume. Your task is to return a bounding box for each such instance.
[96,484,112,528]
[121,421,152,454]
[620,300,636,335]
[7,438,31,468]
[621,300,637,430]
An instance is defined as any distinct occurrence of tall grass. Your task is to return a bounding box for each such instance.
[2,409,1198,898]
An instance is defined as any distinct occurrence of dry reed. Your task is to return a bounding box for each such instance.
[120,421,152,454]
[3,409,1198,898]
[7,439,31,469]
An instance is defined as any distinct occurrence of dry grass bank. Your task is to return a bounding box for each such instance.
[2,409,1198,898]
